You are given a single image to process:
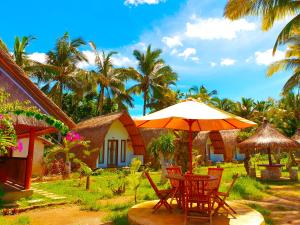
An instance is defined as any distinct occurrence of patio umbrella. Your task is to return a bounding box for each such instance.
[134,98,256,172]
[238,120,300,165]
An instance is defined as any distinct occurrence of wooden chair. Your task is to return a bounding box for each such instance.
[184,174,214,225]
[166,166,182,205]
[207,168,224,191]
[144,171,173,213]
[214,174,239,217]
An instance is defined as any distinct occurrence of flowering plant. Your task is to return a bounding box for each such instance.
[0,114,22,154]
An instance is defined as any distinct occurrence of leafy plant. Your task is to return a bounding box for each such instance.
[130,158,142,175]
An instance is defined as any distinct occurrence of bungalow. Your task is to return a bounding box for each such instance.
[74,111,146,169]
[0,48,75,191]
[139,128,243,163]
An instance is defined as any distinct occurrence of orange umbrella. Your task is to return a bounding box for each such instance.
[134,99,256,172]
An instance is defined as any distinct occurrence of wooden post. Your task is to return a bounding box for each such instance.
[25,129,35,189]
[188,120,195,173]
[268,148,272,165]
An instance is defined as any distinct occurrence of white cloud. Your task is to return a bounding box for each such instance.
[191,57,200,62]
[178,48,196,60]
[28,52,47,64]
[220,58,236,66]
[162,35,182,48]
[124,0,164,6]
[255,49,285,66]
[210,62,216,67]
[170,48,178,55]
[185,18,256,40]
[77,50,136,69]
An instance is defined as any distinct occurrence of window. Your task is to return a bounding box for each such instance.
[99,142,105,164]
[121,140,126,163]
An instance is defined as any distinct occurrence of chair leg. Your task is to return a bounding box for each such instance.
[224,201,237,214]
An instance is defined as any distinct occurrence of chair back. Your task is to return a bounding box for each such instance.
[144,171,160,195]
[166,166,182,188]
[225,174,239,196]
[207,167,224,191]
[184,174,209,203]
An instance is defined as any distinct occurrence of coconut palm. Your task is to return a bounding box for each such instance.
[234,97,255,119]
[121,45,177,116]
[267,33,300,94]
[224,0,300,54]
[187,85,217,103]
[211,97,235,112]
[89,41,132,115]
[28,32,87,108]
[0,36,35,68]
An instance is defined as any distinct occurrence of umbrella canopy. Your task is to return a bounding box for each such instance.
[134,98,256,172]
[292,128,300,144]
[238,120,300,165]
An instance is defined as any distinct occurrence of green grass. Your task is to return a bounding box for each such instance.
[0,216,30,225]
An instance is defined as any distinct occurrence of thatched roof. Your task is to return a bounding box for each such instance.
[238,121,300,150]
[74,111,145,168]
[139,128,171,148]
[292,128,300,143]
[0,49,75,130]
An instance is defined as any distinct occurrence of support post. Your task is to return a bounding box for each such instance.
[25,129,35,189]
[188,120,195,173]
[268,148,272,165]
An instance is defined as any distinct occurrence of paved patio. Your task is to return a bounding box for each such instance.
[128,200,264,225]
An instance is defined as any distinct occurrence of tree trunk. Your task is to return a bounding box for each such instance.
[143,90,147,116]
[86,175,90,190]
[59,80,63,108]
[244,150,250,176]
[98,86,105,115]
[159,152,167,184]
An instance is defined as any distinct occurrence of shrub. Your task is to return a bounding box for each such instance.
[130,158,142,174]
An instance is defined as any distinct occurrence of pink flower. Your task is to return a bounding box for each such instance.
[17,140,23,152]
[0,114,3,120]
[65,131,81,142]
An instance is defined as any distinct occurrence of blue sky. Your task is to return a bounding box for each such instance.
[0,0,291,116]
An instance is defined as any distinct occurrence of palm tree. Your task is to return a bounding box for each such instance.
[121,45,177,115]
[29,32,87,108]
[89,41,132,115]
[0,36,35,68]
[187,85,218,103]
[267,33,300,94]
[224,0,300,54]
[211,97,235,112]
[234,97,255,119]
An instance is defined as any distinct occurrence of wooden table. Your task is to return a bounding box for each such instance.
[258,164,284,180]
[166,174,216,209]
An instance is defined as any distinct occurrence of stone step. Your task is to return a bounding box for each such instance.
[28,199,45,205]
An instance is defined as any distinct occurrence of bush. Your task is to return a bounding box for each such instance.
[130,158,142,174]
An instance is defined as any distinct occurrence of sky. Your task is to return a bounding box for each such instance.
[0,0,291,116]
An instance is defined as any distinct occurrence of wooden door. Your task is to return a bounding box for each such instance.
[107,140,118,167]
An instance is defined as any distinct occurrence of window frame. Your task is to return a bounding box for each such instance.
[121,140,126,163]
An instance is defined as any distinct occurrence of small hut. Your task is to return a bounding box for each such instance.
[74,111,145,169]
[292,128,300,158]
[238,120,300,180]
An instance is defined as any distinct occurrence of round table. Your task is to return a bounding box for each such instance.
[166,174,216,209]
[257,164,284,180]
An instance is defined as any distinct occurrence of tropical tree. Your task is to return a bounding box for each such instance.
[267,33,300,94]
[28,32,87,108]
[211,97,235,112]
[89,42,132,115]
[234,97,255,119]
[187,85,217,103]
[224,0,300,54]
[121,45,177,115]
[0,36,35,68]
[148,132,175,183]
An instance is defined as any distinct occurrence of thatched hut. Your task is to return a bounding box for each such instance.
[0,48,74,192]
[238,120,300,165]
[292,128,300,158]
[74,111,145,169]
[193,130,240,162]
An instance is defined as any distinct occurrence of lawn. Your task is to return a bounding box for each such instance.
[2,161,299,225]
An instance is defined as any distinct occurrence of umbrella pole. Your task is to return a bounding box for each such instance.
[268,148,272,165]
[188,120,194,173]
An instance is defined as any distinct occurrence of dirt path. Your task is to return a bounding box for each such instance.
[238,183,300,225]
[5,205,109,225]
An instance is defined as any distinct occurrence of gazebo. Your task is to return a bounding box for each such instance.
[238,120,300,180]
[292,128,300,166]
